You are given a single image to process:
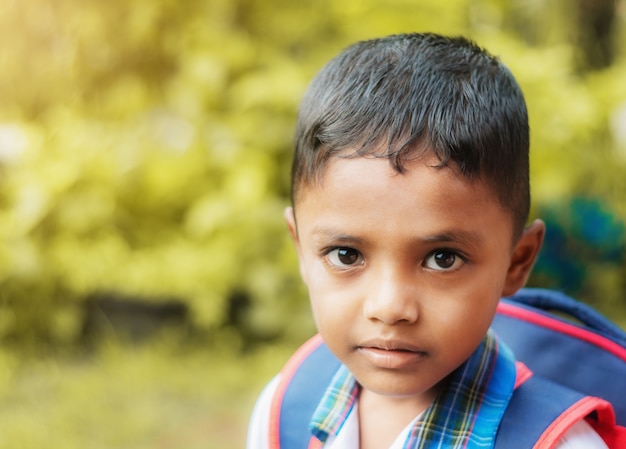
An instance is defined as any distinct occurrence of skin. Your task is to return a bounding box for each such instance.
[286,154,545,449]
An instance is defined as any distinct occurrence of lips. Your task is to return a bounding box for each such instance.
[357,339,427,370]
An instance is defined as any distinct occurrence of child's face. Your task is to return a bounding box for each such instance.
[286,154,543,403]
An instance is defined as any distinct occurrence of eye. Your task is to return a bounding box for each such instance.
[326,247,364,267]
[424,250,465,271]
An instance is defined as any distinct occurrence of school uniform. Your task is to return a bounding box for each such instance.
[248,380,606,448]
[247,331,609,449]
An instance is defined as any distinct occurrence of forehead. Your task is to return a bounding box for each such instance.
[294,155,514,245]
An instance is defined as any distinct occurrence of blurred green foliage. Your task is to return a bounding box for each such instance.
[1,0,626,349]
[1,0,626,447]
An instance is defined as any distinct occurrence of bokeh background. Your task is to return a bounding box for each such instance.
[0,0,625,447]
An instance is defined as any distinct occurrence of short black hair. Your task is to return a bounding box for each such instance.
[291,33,530,238]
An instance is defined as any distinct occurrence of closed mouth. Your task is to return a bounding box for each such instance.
[358,338,425,353]
[357,339,427,369]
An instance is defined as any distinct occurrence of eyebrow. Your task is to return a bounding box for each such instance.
[311,227,483,249]
[311,228,367,245]
[421,229,486,249]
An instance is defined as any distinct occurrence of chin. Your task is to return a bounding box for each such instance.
[357,373,442,401]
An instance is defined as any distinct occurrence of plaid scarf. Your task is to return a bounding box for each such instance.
[309,330,517,448]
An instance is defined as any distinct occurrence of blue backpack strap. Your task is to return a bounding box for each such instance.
[510,288,626,344]
[493,288,626,425]
[496,368,597,449]
[269,334,341,449]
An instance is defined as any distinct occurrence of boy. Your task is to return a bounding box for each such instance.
[247,33,610,448]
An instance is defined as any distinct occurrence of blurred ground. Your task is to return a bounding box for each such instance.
[0,341,293,449]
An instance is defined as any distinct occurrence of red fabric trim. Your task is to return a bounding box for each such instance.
[514,361,533,389]
[594,424,626,449]
[307,436,324,449]
[583,398,626,449]
[532,397,615,449]
[497,302,626,361]
[269,334,324,449]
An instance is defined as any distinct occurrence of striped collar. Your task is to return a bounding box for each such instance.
[309,362,359,443]
[309,330,517,448]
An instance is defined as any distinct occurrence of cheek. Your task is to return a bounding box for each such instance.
[433,309,493,368]
[306,274,357,332]
[428,289,500,349]
[308,282,342,322]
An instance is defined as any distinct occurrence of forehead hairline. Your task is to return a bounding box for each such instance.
[294,152,468,203]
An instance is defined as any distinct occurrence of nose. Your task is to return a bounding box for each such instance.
[363,265,419,325]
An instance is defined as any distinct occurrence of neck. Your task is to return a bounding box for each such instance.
[357,387,437,449]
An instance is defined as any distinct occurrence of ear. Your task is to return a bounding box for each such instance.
[501,219,545,297]
[284,207,308,284]
[284,206,298,243]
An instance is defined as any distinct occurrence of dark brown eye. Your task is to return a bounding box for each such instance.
[424,250,464,271]
[328,248,363,267]
[434,251,456,268]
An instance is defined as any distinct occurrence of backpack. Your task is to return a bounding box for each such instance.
[269,288,626,448]
[491,288,626,425]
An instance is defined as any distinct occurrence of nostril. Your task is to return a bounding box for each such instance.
[363,293,419,325]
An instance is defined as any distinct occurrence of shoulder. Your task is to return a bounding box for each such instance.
[498,364,615,449]
[246,336,338,449]
[246,376,280,449]
[555,419,609,449]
